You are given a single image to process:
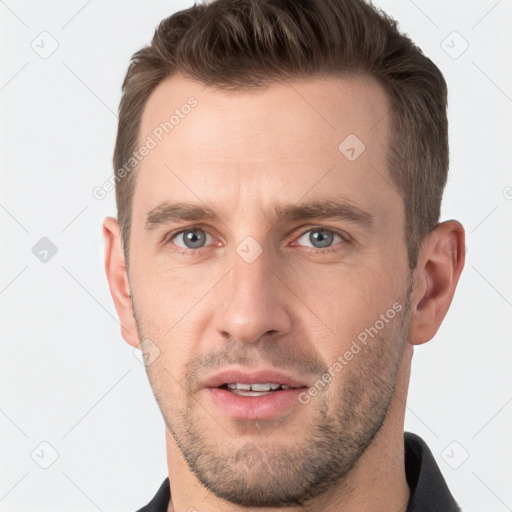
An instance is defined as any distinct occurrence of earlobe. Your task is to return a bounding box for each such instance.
[102,216,140,348]
[408,220,465,346]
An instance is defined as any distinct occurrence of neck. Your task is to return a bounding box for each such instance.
[166,345,413,512]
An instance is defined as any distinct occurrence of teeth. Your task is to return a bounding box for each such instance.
[227,383,251,390]
[251,383,272,391]
[226,382,285,391]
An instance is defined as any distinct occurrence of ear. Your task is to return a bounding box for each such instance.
[102,216,140,348]
[408,220,465,346]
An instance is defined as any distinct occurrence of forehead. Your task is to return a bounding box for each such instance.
[133,72,397,225]
[140,72,391,156]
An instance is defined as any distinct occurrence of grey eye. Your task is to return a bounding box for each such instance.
[296,229,342,249]
[173,229,211,249]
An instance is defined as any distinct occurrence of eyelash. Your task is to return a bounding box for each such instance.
[164,224,350,256]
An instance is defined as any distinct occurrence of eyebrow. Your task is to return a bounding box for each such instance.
[144,198,374,231]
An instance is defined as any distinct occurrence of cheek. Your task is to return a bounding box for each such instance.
[144,356,188,414]
[130,268,216,387]
[283,261,402,350]
[131,258,216,326]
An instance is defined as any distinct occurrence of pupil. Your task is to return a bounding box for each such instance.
[310,230,333,248]
[184,230,205,248]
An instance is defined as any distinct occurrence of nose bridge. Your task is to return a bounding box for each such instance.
[213,244,292,344]
[232,247,272,303]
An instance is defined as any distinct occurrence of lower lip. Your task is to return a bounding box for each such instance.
[206,387,305,420]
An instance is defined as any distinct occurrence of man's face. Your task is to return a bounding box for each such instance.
[128,74,413,506]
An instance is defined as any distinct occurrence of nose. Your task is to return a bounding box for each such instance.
[213,249,293,344]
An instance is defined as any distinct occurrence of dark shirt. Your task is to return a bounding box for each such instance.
[136,431,461,511]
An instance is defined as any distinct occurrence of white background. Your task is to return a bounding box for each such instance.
[1,1,511,510]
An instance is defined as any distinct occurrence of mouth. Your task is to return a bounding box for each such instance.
[219,382,298,397]
[202,368,307,392]
[201,369,309,420]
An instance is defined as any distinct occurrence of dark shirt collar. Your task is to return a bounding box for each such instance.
[136,431,461,511]
[404,432,461,511]
[136,477,170,512]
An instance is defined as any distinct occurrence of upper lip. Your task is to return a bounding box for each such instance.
[201,368,309,389]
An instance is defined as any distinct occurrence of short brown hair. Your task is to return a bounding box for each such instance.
[113,0,448,269]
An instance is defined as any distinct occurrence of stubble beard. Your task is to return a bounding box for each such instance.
[135,290,412,507]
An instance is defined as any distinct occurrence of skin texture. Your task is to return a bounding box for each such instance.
[103,74,465,512]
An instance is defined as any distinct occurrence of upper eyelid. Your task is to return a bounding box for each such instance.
[167,224,214,242]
